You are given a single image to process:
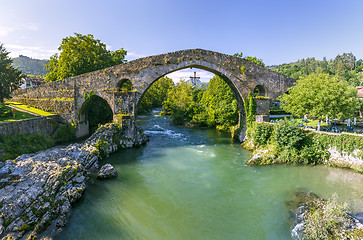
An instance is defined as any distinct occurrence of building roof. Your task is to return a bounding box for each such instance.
[23,76,44,86]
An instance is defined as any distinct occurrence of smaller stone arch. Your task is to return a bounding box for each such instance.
[254,85,266,97]
[79,95,113,133]
[117,79,133,92]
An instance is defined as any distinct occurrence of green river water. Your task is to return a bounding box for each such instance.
[57,112,363,240]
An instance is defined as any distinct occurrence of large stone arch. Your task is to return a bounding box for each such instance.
[133,63,246,129]
[10,49,295,140]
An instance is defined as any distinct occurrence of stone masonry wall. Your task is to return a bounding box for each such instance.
[0,115,63,137]
[255,98,270,115]
[11,78,76,122]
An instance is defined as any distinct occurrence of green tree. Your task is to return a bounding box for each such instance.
[0,43,23,102]
[162,80,196,124]
[138,76,174,113]
[270,53,363,87]
[333,52,356,74]
[45,33,127,82]
[197,75,239,131]
[278,73,358,120]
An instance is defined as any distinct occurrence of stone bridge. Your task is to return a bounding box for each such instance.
[11,49,295,140]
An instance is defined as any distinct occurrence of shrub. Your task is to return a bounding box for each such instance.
[313,133,363,155]
[1,133,55,161]
[276,147,300,163]
[94,137,108,159]
[252,123,273,146]
[303,194,355,240]
[55,124,76,143]
[273,119,305,149]
[250,121,328,165]
[0,104,13,118]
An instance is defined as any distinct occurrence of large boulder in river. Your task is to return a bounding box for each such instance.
[97,164,118,179]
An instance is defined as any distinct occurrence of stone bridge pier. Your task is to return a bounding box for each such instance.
[10,49,295,141]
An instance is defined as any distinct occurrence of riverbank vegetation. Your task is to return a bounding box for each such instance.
[0,133,55,161]
[290,191,363,240]
[303,194,363,239]
[0,122,76,162]
[246,119,363,172]
[246,119,327,165]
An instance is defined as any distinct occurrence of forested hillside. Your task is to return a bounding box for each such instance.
[12,55,48,76]
[269,52,363,86]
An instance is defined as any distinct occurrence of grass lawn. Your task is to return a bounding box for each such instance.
[0,110,37,123]
[296,118,329,128]
[5,101,55,116]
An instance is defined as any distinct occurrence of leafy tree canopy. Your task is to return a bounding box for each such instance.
[0,43,23,102]
[162,80,196,124]
[270,52,363,87]
[138,76,174,113]
[160,75,239,132]
[278,73,358,120]
[45,33,127,82]
[198,75,238,130]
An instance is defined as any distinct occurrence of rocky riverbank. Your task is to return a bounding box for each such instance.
[0,123,147,240]
[288,191,363,240]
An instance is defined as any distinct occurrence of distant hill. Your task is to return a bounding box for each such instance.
[185,79,209,90]
[12,55,49,76]
[185,78,202,85]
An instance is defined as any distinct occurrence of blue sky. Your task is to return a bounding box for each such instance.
[1,0,363,81]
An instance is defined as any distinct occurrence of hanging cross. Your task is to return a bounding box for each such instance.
[189,71,200,86]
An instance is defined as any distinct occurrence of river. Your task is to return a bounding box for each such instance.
[57,111,363,240]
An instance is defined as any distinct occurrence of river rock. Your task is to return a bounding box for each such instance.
[97,164,118,179]
[289,190,363,240]
[0,123,147,240]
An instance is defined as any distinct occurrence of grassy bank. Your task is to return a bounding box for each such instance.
[5,101,55,116]
[0,106,36,123]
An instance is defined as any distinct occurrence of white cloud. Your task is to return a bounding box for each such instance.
[126,51,146,60]
[24,23,39,31]
[0,26,15,37]
[106,45,112,51]
[0,22,39,37]
[166,68,214,83]
[5,44,57,59]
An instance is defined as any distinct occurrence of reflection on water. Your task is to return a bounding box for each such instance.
[57,113,363,240]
